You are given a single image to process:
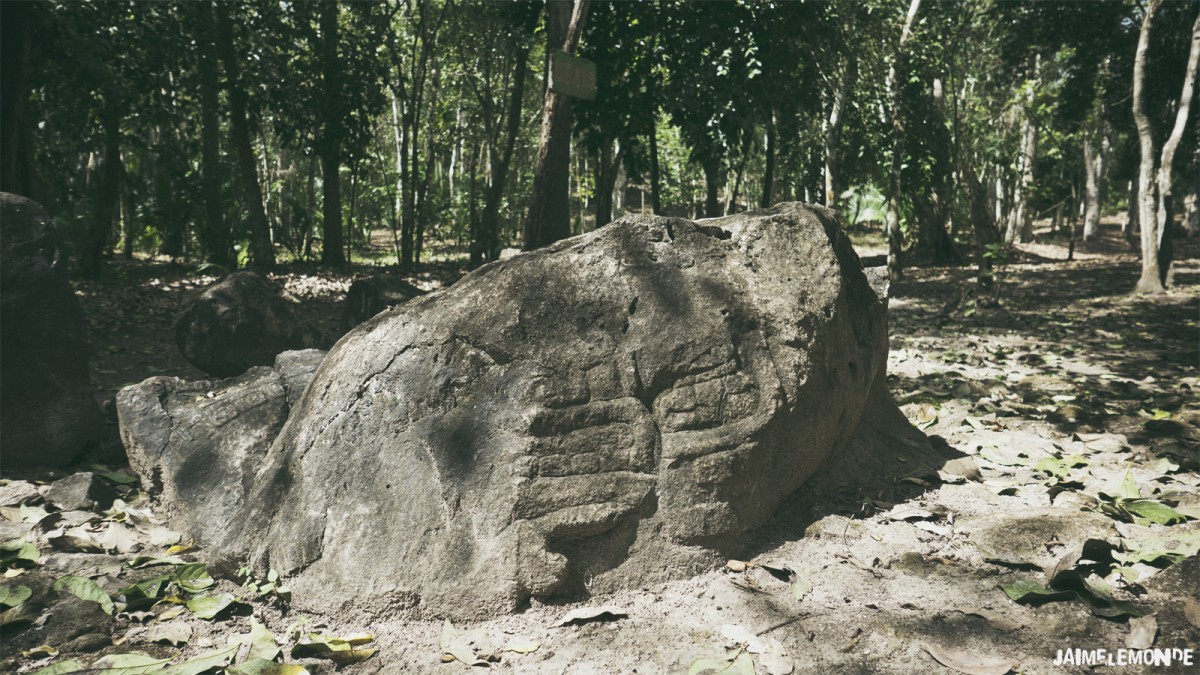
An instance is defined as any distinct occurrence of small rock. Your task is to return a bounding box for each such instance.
[44,473,117,512]
[0,480,39,506]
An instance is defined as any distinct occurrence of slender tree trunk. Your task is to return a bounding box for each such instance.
[963,164,1001,296]
[82,106,121,278]
[1185,147,1200,237]
[215,2,274,268]
[1082,118,1111,241]
[726,142,748,215]
[885,0,921,281]
[702,155,722,218]
[0,0,34,196]
[317,0,345,268]
[824,53,856,210]
[475,31,532,265]
[1134,0,1200,292]
[761,115,776,208]
[196,2,230,267]
[120,152,134,260]
[523,0,590,250]
[649,110,662,214]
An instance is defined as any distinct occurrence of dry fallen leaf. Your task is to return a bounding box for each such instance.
[921,642,1018,675]
[719,624,766,654]
[555,605,628,627]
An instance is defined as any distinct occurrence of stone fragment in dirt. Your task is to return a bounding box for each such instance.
[173,271,324,378]
[117,350,325,545]
[1186,598,1200,628]
[920,642,1018,675]
[0,192,103,468]
[129,204,935,620]
[1126,614,1157,649]
[38,594,116,646]
[440,619,493,666]
[938,456,982,482]
[758,650,794,675]
[343,273,426,330]
[145,620,192,646]
[0,480,40,507]
[44,473,118,512]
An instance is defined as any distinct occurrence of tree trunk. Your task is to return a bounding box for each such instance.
[120,152,134,260]
[196,2,230,267]
[317,0,345,268]
[726,142,748,215]
[649,110,662,214]
[761,116,776,208]
[885,0,921,281]
[523,0,590,250]
[703,155,722,218]
[824,52,856,210]
[0,0,34,196]
[1134,0,1200,292]
[963,164,1001,296]
[1082,119,1111,241]
[82,107,121,278]
[215,2,274,268]
[1008,59,1039,245]
[476,30,532,266]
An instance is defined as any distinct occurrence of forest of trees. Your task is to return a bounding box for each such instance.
[1,0,1197,292]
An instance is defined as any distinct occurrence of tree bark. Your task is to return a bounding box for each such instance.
[885,0,921,281]
[475,30,532,266]
[82,107,121,278]
[824,53,856,210]
[702,155,722,218]
[1008,57,1040,245]
[196,2,230,267]
[1134,0,1200,292]
[649,109,662,214]
[1082,118,1110,241]
[523,0,590,250]
[761,115,776,208]
[317,0,345,268]
[0,0,34,197]
[215,2,275,268]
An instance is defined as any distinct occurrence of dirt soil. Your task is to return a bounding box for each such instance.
[2,222,1198,674]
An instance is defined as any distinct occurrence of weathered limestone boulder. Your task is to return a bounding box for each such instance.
[174,271,318,378]
[1,192,102,468]
[343,274,425,330]
[126,203,905,619]
[117,349,325,544]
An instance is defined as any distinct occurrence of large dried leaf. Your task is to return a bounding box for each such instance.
[227,659,311,675]
[293,632,377,666]
[555,605,628,626]
[0,583,32,607]
[185,592,236,619]
[921,642,1018,675]
[52,574,114,615]
[159,644,238,675]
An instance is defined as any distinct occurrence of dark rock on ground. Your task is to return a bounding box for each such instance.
[173,271,321,378]
[44,472,118,512]
[117,349,325,544]
[127,204,924,620]
[43,596,113,643]
[344,274,425,330]
[0,192,102,468]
